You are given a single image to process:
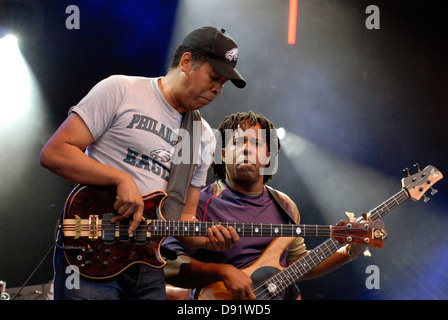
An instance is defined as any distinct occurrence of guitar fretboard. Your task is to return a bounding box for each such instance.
[367,190,408,221]
[149,220,331,238]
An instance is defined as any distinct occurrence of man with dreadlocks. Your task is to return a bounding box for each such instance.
[163,111,362,300]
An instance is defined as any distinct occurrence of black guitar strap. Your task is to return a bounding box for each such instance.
[161,110,202,221]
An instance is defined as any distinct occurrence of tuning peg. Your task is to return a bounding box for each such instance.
[414,163,421,172]
[363,246,372,257]
[423,194,430,203]
[430,187,438,196]
[345,212,355,221]
[403,168,410,176]
[362,212,372,221]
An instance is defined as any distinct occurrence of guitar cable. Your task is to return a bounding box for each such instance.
[10,242,55,300]
[10,217,86,300]
[53,218,86,252]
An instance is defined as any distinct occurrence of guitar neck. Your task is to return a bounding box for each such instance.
[149,220,331,238]
[255,188,410,300]
[366,189,408,221]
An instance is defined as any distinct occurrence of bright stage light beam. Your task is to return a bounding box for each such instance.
[277,127,286,140]
[0,34,32,127]
[277,128,398,222]
[0,32,48,198]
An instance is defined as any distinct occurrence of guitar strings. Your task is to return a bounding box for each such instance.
[253,239,340,300]
[61,222,374,242]
[61,190,406,235]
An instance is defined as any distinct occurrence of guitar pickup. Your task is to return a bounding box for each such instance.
[133,214,148,244]
[119,220,130,241]
[102,213,115,243]
[101,213,147,243]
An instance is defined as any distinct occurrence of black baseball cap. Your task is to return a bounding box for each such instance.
[182,26,246,88]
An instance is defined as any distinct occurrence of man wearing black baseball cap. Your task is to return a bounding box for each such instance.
[182,26,246,89]
[161,25,246,112]
[42,26,245,300]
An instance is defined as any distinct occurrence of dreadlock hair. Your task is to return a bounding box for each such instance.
[212,111,281,184]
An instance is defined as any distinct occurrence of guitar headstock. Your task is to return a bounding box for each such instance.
[402,164,443,202]
[331,220,387,249]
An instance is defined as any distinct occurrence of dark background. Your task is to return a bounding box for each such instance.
[0,0,446,299]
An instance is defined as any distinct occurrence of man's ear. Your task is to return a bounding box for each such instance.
[221,148,226,163]
[180,52,193,73]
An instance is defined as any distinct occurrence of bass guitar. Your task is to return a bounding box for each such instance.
[197,164,443,300]
[60,184,386,279]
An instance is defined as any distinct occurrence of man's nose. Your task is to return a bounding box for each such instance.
[212,83,223,95]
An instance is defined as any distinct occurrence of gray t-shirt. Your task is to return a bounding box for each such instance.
[70,75,215,195]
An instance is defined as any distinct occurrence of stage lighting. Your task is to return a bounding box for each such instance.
[0,32,17,43]
[0,32,31,126]
[277,127,286,140]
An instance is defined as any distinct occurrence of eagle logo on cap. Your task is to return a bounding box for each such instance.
[225,48,238,62]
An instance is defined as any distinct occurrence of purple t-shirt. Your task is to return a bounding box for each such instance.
[165,180,295,269]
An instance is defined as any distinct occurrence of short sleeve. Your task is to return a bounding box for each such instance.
[69,75,124,141]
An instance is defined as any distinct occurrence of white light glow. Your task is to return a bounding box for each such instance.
[0,33,47,195]
[0,34,32,126]
[279,130,396,222]
[277,127,286,140]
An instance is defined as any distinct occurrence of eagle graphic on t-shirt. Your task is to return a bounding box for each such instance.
[150,149,172,163]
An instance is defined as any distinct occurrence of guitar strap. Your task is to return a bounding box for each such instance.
[161,110,202,221]
[265,185,297,224]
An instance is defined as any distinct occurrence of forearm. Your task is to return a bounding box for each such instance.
[40,142,129,186]
[298,245,355,281]
[164,255,227,288]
